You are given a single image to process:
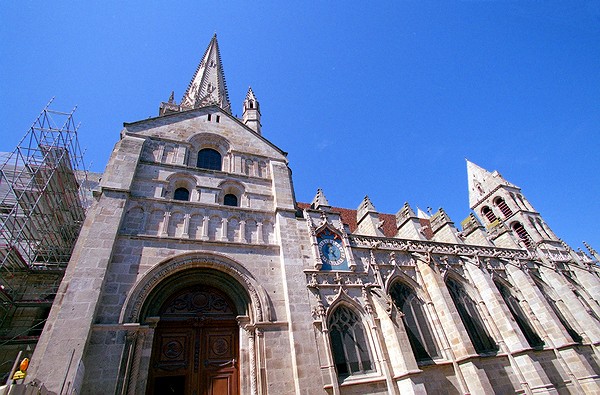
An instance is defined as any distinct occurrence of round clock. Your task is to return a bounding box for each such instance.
[318,238,346,266]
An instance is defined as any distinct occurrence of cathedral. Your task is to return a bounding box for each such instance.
[22,35,600,394]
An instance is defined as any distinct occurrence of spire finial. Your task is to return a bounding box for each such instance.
[311,188,330,210]
[584,241,599,260]
[466,160,518,208]
[180,35,231,113]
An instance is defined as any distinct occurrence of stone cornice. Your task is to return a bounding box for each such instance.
[126,195,276,216]
[118,233,281,250]
[348,234,532,261]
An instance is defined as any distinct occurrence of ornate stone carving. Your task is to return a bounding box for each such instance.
[125,254,267,323]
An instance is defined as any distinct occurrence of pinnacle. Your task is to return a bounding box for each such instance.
[311,188,330,209]
[359,195,376,212]
[416,207,430,219]
[246,87,257,100]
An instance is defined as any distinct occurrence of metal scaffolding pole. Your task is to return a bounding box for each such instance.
[0,99,90,349]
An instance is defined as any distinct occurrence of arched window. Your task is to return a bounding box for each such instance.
[173,187,190,201]
[536,218,551,239]
[518,194,528,210]
[223,194,238,207]
[481,206,497,224]
[446,277,498,354]
[197,148,222,170]
[493,196,513,218]
[546,295,583,343]
[533,278,582,343]
[328,305,373,378]
[389,282,439,362]
[511,222,532,248]
[495,281,544,348]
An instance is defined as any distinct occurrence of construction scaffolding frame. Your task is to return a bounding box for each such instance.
[0,99,89,343]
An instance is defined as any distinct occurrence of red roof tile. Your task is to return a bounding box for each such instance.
[298,203,398,238]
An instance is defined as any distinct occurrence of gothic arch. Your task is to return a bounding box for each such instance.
[384,271,421,298]
[325,288,366,318]
[120,251,271,324]
[386,278,441,361]
[324,290,376,379]
[445,274,498,354]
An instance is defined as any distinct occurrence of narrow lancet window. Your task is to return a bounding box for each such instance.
[482,206,497,224]
[512,222,532,248]
[446,278,498,354]
[494,196,513,218]
[389,282,440,362]
[495,281,544,348]
[533,278,583,344]
[328,305,373,378]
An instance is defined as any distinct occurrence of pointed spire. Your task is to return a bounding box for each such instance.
[168,91,175,104]
[180,34,231,113]
[416,207,430,219]
[358,196,376,213]
[466,159,517,208]
[584,241,600,260]
[357,195,376,223]
[311,188,330,210]
[245,87,259,108]
[243,87,261,134]
[356,196,384,237]
[396,202,416,225]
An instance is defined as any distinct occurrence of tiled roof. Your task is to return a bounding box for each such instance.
[298,203,398,238]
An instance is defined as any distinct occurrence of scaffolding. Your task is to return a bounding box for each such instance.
[0,99,89,348]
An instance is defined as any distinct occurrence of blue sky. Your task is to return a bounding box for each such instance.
[1,2,599,251]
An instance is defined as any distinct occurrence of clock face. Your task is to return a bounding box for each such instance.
[318,238,346,266]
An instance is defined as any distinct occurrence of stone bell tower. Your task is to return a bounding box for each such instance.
[467,159,559,249]
[242,87,261,134]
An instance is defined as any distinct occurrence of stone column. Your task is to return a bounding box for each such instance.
[201,215,210,240]
[126,329,146,395]
[413,256,470,394]
[181,214,190,239]
[363,288,399,395]
[156,145,165,163]
[257,222,264,244]
[413,254,493,394]
[220,217,229,241]
[505,264,600,393]
[538,266,600,343]
[160,211,171,237]
[571,267,600,319]
[316,319,340,395]
[246,328,258,395]
[463,260,556,394]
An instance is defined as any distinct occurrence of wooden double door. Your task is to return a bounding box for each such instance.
[147,286,239,395]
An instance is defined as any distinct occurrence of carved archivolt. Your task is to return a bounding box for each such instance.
[120,251,270,324]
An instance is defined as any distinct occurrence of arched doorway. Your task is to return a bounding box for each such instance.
[147,285,239,395]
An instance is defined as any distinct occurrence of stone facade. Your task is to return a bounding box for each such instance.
[24,35,600,394]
